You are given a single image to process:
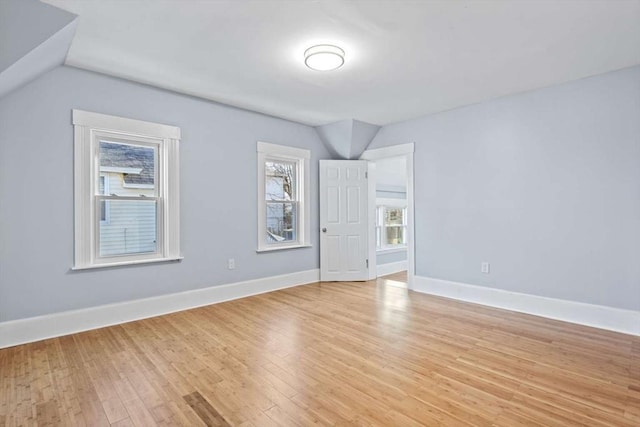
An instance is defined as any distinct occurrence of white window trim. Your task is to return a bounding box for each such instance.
[72,109,181,270]
[376,198,408,252]
[377,246,407,255]
[100,166,143,174]
[376,197,408,208]
[257,141,311,252]
[122,182,155,189]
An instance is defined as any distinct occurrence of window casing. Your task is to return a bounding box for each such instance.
[376,200,407,252]
[73,110,181,269]
[257,142,310,252]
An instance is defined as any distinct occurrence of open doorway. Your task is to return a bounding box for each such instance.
[361,143,415,288]
[373,156,408,274]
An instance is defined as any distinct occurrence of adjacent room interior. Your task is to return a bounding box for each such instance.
[373,156,409,278]
[0,0,639,425]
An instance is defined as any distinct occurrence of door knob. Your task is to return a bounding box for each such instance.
[322,228,327,233]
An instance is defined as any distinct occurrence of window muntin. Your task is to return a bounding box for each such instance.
[257,142,310,252]
[73,110,181,269]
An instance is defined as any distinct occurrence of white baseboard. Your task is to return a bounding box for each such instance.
[413,276,640,336]
[377,260,408,277]
[0,269,319,349]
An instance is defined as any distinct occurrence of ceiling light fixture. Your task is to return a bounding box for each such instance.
[304,44,345,71]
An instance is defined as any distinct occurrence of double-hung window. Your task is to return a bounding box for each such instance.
[257,142,310,251]
[376,200,407,251]
[73,110,181,269]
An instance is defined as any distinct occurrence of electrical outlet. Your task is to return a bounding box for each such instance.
[481,262,490,274]
[228,258,235,270]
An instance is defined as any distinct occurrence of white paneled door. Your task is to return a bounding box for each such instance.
[320,160,369,281]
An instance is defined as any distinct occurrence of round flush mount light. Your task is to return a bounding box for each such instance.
[304,44,345,71]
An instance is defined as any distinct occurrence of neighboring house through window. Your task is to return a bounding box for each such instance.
[98,142,158,257]
[73,110,181,269]
[257,141,310,251]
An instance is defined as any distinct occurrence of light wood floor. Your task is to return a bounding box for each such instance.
[1,272,638,426]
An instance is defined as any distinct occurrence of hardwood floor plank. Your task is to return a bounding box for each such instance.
[1,271,638,426]
[183,391,229,427]
[35,400,61,426]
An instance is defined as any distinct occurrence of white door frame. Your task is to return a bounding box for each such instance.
[360,143,415,289]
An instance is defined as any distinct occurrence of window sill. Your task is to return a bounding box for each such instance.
[256,244,312,253]
[377,246,407,255]
[71,256,183,271]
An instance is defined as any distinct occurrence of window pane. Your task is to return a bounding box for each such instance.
[100,141,156,192]
[385,207,404,226]
[265,160,296,201]
[385,226,404,245]
[266,202,297,243]
[99,199,157,256]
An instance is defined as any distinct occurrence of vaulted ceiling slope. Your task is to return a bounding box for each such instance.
[43,0,640,126]
[0,0,77,98]
[316,119,381,160]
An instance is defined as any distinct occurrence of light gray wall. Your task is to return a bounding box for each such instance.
[369,65,640,311]
[0,65,331,322]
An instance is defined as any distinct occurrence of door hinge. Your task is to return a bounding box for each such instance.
[365,171,368,179]
[366,259,369,268]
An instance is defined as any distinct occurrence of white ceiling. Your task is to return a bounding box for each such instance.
[43,0,640,126]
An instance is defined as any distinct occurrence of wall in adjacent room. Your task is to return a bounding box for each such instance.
[376,188,406,199]
[377,250,407,266]
[368,65,640,310]
[0,65,330,321]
